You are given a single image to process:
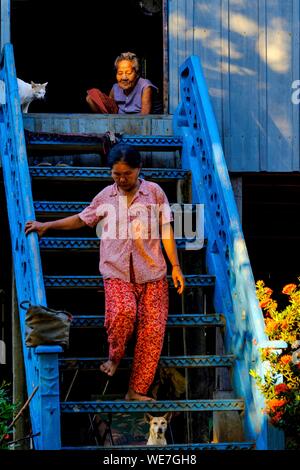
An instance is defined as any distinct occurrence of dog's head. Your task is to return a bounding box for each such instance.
[145,412,172,440]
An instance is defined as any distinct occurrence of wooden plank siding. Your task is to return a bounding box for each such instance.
[22,114,173,136]
[168,0,300,172]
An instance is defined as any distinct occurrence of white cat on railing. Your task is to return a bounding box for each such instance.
[17,78,48,113]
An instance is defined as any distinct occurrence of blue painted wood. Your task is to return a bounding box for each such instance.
[0,44,61,450]
[70,313,224,328]
[33,201,197,215]
[226,0,260,172]
[61,399,245,413]
[264,0,295,172]
[29,166,189,181]
[168,0,299,173]
[59,355,235,369]
[43,274,215,289]
[120,135,183,149]
[39,237,205,251]
[173,55,287,449]
[0,0,10,50]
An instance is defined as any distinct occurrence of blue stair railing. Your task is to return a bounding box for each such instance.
[173,55,286,450]
[0,43,61,449]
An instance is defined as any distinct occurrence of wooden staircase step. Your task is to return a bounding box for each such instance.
[118,135,183,150]
[25,129,183,151]
[61,442,255,451]
[29,166,189,181]
[24,129,112,152]
[34,201,197,215]
[43,274,215,289]
[70,313,224,328]
[61,399,245,413]
[59,355,235,370]
[39,237,206,251]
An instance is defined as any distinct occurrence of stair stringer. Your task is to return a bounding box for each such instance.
[0,43,61,449]
[173,55,286,450]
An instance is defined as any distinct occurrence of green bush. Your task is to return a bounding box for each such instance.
[0,382,18,449]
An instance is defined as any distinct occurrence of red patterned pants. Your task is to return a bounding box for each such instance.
[103,277,169,395]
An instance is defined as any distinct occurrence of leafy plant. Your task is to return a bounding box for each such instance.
[0,381,19,449]
[250,280,300,449]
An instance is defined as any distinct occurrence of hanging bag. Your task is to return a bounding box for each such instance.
[20,301,73,348]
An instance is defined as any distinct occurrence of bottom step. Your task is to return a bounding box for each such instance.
[62,442,254,451]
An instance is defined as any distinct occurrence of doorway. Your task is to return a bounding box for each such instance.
[11,0,165,113]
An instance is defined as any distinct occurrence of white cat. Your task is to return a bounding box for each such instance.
[17,78,48,113]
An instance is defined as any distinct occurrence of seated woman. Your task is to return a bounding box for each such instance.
[86,52,158,115]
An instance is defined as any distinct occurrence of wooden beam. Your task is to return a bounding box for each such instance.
[162,0,169,113]
[0,0,11,51]
[12,274,28,449]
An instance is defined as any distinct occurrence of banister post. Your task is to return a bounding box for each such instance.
[35,346,62,450]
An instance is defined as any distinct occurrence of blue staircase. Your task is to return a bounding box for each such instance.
[0,43,285,450]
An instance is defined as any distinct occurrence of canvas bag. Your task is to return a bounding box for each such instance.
[21,301,73,348]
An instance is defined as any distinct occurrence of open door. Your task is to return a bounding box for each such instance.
[11,0,166,113]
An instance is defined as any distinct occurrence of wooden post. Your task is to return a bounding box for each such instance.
[230,176,243,223]
[12,273,28,449]
[213,327,244,442]
[0,0,11,51]
[162,0,169,114]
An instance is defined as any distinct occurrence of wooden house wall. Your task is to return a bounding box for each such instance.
[168,0,300,172]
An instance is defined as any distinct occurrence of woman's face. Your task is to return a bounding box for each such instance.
[111,162,140,192]
[116,60,138,92]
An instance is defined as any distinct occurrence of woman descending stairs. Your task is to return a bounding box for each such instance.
[22,128,250,450]
[1,44,281,449]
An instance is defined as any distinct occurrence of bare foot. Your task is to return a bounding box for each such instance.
[99,359,119,376]
[125,388,155,401]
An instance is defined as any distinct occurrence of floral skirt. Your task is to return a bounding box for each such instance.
[104,277,169,394]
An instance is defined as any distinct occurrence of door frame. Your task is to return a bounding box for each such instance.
[162,0,169,114]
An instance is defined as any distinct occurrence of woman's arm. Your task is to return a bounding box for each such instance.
[141,86,153,115]
[161,223,185,294]
[25,214,87,238]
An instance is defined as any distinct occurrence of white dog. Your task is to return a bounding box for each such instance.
[145,412,172,446]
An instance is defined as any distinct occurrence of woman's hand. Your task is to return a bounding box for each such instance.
[172,265,185,295]
[25,220,48,238]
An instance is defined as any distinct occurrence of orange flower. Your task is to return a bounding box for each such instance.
[264,288,273,295]
[281,320,288,329]
[280,355,292,365]
[274,383,289,394]
[282,284,297,295]
[267,398,287,411]
[265,319,279,334]
[260,299,271,309]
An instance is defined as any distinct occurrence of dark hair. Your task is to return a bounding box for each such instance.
[107,143,142,169]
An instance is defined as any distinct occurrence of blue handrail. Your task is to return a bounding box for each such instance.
[0,43,61,449]
[173,56,285,449]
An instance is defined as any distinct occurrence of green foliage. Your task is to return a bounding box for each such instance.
[0,382,19,449]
